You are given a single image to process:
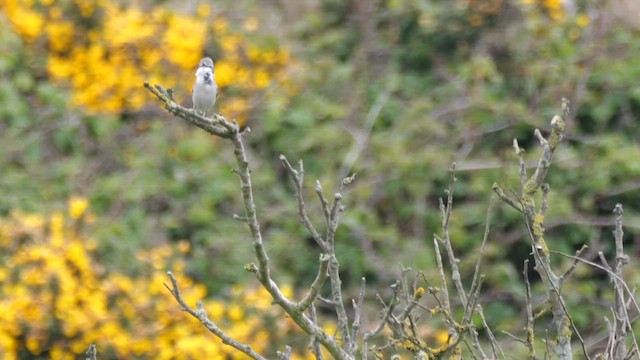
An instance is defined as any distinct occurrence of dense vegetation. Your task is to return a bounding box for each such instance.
[1,0,639,358]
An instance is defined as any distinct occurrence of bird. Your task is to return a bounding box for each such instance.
[192,57,218,117]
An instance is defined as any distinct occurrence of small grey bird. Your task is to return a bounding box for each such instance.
[192,57,218,116]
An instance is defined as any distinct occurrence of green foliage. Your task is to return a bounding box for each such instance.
[1,0,640,356]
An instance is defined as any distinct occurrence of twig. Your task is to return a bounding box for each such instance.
[495,99,574,360]
[280,155,326,249]
[554,250,640,316]
[296,254,330,312]
[315,180,331,223]
[319,174,356,355]
[164,272,268,360]
[146,83,350,359]
[351,277,366,355]
[502,330,526,345]
[611,204,639,359]
[523,260,536,359]
[539,183,550,217]
[523,214,591,360]
[472,196,503,358]
[437,164,488,359]
[277,346,292,360]
[559,244,588,285]
[340,85,392,179]
[364,285,401,341]
[144,83,230,138]
[513,139,527,187]
[85,344,97,360]
[308,305,324,360]
[433,237,451,313]
[492,183,524,212]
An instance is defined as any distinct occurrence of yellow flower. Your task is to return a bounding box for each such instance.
[68,196,89,219]
[196,3,211,18]
[50,212,65,247]
[253,69,271,89]
[26,336,42,355]
[576,13,590,28]
[220,34,242,56]
[543,0,562,10]
[103,4,156,47]
[46,21,74,52]
[7,5,44,42]
[3,1,291,116]
[75,0,98,17]
[221,97,248,114]
[214,60,236,88]
[162,15,207,69]
[48,55,75,79]
[206,300,226,319]
[49,5,63,19]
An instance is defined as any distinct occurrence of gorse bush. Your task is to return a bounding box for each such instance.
[0,199,314,359]
[2,0,290,121]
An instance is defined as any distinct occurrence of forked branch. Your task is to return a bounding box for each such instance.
[145,83,349,359]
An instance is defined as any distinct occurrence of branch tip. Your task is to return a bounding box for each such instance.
[342,173,357,186]
[613,203,624,216]
[561,98,570,119]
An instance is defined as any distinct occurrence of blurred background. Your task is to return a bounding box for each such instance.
[1,0,639,358]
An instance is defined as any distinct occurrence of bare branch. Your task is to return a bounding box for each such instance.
[611,204,639,359]
[297,254,330,312]
[327,193,344,246]
[540,183,550,217]
[365,284,401,341]
[492,183,524,212]
[280,155,326,249]
[470,196,503,358]
[513,139,527,186]
[351,277,366,355]
[147,83,350,359]
[559,244,588,285]
[277,346,292,360]
[433,237,451,312]
[340,85,392,179]
[523,218,591,360]
[308,305,324,360]
[496,99,574,360]
[85,344,97,360]
[340,172,357,191]
[462,275,484,325]
[502,330,526,345]
[523,260,536,359]
[322,188,351,354]
[144,83,231,138]
[315,180,331,222]
[164,272,268,360]
[556,250,640,316]
[436,164,488,359]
